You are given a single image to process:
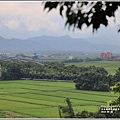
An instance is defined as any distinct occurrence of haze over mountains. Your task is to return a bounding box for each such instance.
[0,35,120,53]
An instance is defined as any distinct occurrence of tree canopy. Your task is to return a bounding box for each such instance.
[111,82,120,94]
[108,82,120,106]
[44,2,120,32]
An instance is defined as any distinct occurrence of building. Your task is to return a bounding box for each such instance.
[68,56,74,60]
[100,53,107,59]
[107,52,112,58]
[100,52,112,59]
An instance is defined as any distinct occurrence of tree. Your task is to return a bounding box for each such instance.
[97,83,110,92]
[2,62,23,80]
[108,82,120,106]
[76,110,89,118]
[75,110,106,118]
[75,68,111,92]
[44,2,120,32]
[106,82,120,118]
[111,82,120,94]
[114,68,120,83]
[59,98,75,118]
[81,82,93,90]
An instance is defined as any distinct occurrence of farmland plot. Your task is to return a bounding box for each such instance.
[0,80,117,118]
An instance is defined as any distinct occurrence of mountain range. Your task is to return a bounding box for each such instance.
[0,35,120,53]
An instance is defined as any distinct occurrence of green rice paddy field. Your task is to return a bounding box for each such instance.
[0,80,118,118]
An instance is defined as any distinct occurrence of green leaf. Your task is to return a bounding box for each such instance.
[44,2,59,12]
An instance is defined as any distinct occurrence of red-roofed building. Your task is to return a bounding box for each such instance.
[107,52,112,58]
[100,52,112,59]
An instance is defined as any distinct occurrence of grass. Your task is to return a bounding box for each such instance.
[0,80,118,118]
[65,61,120,75]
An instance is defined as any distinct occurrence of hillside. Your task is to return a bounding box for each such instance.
[0,35,120,53]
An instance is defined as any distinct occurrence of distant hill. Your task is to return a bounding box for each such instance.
[0,35,120,53]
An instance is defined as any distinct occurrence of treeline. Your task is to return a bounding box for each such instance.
[0,60,120,92]
[75,68,113,92]
[75,66,120,92]
[63,57,103,63]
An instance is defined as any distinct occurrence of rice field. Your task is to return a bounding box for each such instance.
[0,80,118,118]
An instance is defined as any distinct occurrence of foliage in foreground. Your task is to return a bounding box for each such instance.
[59,98,75,118]
[44,2,120,32]
[108,82,120,106]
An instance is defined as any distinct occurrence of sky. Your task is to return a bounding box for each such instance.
[0,1,120,40]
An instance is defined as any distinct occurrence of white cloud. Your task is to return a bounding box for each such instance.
[0,2,63,32]
[0,1,119,39]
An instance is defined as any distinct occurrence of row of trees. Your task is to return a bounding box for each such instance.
[0,61,106,81]
[63,57,103,63]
